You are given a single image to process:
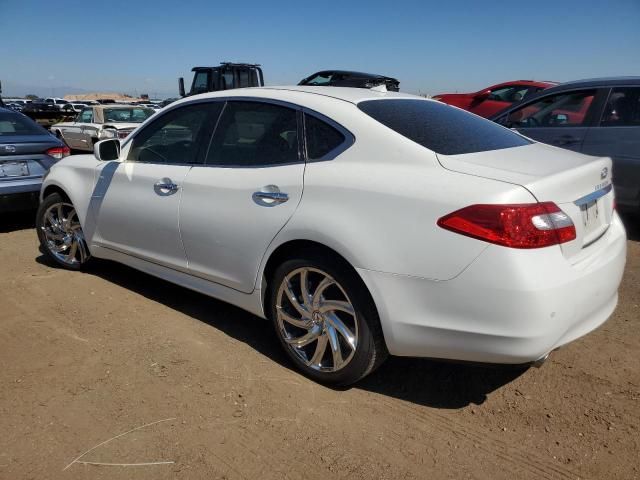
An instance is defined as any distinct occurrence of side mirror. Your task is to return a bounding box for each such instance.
[178,77,186,97]
[474,90,491,101]
[94,139,120,161]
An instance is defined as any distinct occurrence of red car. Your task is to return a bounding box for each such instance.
[432,80,557,118]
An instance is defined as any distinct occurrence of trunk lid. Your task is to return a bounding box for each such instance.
[437,142,615,261]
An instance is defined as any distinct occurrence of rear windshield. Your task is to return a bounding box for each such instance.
[358,99,531,155]
[0,111,45,136]
[103,108,154,123]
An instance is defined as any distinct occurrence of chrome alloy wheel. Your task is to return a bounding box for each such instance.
[40,202,90,266]
[275,267,358,372]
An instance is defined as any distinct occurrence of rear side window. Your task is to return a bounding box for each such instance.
[305,114,345,160]
[600,87,640,127]
[358,99,530,155]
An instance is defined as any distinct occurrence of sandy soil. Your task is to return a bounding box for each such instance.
[0,211,638,480]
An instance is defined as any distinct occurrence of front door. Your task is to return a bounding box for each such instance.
[504,89,601,152]
[180,100,304,293]
[92,101,218,269]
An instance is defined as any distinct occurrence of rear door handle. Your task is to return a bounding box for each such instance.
[154,180,179,194]
[253,191,289,203]
[252,186,289,206]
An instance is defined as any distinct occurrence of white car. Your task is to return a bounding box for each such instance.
[51,105,155,151]
[36,87,626,385]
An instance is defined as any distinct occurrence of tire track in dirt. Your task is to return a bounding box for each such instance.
[372,398,584,480]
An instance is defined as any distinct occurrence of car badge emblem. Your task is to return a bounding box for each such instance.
[600,167,608,180]
[4,145,16,153]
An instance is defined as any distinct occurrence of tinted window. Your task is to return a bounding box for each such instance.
[600,87,640,127]
[0,111,45,136]
[128,102,220,164]
[358,99,530,155]
[192,72,209,93]
[506,90,596,128]
[206,101,299,166]
[305,114,345,159]
[489,85,535,103]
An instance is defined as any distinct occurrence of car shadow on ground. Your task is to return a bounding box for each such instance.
[620,212,639,242]
[0,209,36,233]
[34,255,526,409]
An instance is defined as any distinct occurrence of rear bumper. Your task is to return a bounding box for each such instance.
[0,178,42,212]
[357,214,627,363]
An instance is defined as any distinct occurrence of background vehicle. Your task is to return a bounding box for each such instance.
[51,105,155,151]
[6,103,23,112]
[43,98,71,111]
[492,77,640,213]
[299,70,400,91]
[0,107,69,212]
[433,80,557,118]
[178,62,264,97]
[37,87,624,385]
[22,100,76,128]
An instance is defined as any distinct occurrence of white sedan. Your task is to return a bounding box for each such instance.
[36,86,626,385]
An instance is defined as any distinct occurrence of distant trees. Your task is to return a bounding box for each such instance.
[25,94,39,100]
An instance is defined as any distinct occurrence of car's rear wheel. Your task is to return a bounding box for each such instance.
[269,254,387,386]
[36,193,92,271]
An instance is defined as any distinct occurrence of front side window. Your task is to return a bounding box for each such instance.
[192,71,209,93]
[127,102,220,164]
[600,87,640,127]
[358,99,530,156]
[506,90,596,128]
[305,114,346,160]
[78,109,93,123]
[206,101,299,166]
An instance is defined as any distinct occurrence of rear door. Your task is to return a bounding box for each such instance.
[180,100,304,293]
[500,88,605,152]
[582,86,640,210]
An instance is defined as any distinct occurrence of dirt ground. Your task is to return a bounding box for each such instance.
[1,211,638,480]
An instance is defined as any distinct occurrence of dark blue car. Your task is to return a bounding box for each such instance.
[0,107,69,212]
[492,77,640,213]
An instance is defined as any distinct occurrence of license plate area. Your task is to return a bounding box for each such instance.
[0,161,30,178]
[580,200,606,242]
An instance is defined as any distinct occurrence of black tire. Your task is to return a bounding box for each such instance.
[268,252,387,386]
[36,193,93,271]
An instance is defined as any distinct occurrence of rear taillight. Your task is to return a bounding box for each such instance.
[45,146,70,160]
[437,202,576,249]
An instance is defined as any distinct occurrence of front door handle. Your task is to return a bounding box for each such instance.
[154,180,179,195]
[556,135,579,145]
[252,185,289,206]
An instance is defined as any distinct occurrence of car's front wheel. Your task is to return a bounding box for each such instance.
[36,193,92,270]
[269,254,387,386]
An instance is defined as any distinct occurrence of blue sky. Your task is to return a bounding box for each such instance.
[1,0,638,98]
